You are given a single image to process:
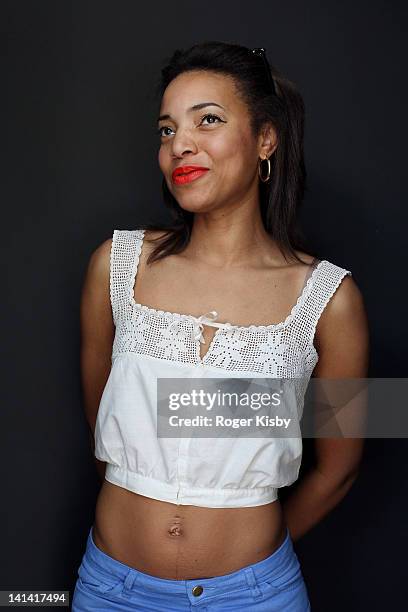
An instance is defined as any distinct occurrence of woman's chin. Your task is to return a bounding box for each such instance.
[176,199,216,214]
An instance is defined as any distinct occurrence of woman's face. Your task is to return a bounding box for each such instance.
[157,70,276,213]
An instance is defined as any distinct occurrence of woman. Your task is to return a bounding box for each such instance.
[72,41,369,611]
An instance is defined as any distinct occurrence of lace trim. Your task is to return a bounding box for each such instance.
[109,229,118,322]
[308,268,352,345]
[127,229,328,332]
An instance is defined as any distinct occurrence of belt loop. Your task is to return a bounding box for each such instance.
[243,566,263,599]
[120,568,138,598]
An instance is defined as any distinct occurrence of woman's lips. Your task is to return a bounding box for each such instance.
[172,169,210,185]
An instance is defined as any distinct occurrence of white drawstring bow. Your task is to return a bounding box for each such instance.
[192,311,219,343]
[165,310,233,344]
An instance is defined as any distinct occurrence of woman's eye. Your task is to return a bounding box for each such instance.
[200,113,222,126]
[156,126,174,137]
[157,113,224,138]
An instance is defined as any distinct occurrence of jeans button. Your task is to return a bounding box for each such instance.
[192,585,204,596]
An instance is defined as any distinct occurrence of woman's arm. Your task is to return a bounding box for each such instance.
[79,238,115,482]
[282,275,370,542]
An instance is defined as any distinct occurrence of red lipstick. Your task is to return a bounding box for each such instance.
[172,165,210,185]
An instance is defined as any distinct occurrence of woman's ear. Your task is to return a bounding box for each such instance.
[258,122,278,158]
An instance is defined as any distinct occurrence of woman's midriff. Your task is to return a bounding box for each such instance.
[92,479,287,580]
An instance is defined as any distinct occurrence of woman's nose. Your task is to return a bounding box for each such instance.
[170,128,198,157]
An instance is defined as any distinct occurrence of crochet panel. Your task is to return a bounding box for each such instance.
[109,229,352,379]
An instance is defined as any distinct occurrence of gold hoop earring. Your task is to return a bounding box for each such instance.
[258,157,271,183]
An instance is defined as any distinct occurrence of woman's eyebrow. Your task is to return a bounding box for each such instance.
[158,102,226,122]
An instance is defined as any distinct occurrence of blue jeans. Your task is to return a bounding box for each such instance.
[72,524,311,610]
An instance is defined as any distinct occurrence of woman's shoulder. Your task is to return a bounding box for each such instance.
[291,249,366,350]
[85,235,113,282]
[305,252,360,318]
[89,227,168,267]
[311,258,368,357]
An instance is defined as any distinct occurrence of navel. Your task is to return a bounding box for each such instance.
[168,524,183,536]
[167,514,184,537]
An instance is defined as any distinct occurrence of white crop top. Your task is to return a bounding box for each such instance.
[94,229,352,508]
